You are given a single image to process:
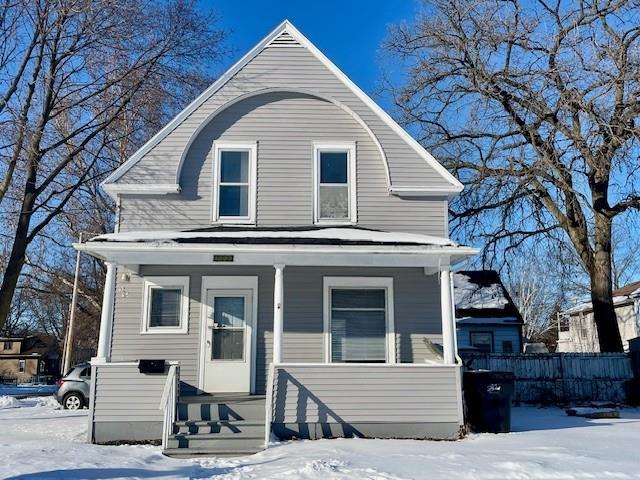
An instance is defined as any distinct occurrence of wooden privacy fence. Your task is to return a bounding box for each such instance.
[461,353,635,404]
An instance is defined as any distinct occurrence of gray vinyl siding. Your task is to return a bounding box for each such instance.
[117,33,452,189]
[117,92,447,235]
[109,266,443,394]
[92,363,165,423]
[456,324,522,353]
[110,265,274,394]
[272,364,462,424]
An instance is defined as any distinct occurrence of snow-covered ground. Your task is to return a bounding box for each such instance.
[1,396,639,480]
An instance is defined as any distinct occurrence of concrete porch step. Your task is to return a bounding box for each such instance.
[163,447,263,458]
[164,394,267,457]
[174,420,265,435]
[167,434,264,451]
[176,395,266,422]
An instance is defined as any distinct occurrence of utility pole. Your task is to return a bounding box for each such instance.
[62,233,82,374]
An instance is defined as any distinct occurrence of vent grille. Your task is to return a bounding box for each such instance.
[270,32,300,46]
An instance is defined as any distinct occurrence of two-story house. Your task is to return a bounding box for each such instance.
[76,20,477,457]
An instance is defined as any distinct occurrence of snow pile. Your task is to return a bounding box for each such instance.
[1,404,640,479]
[566,407,619,419]
[0,395,20,409]
[90,227,458,247]
[21,395,60,409]
[454,273,509,310]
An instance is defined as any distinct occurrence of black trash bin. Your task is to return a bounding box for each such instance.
[463,370,515,433]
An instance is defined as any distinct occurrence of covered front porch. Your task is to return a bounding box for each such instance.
[77,227,477,454]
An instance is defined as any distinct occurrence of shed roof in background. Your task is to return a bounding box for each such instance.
[453,270,524,325]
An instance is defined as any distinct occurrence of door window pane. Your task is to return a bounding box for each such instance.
[320,152,347,183]
[212,330,244,360]
[211,296,245,361]
[149,288,181,327]
[331,288,386,363]
[213,297,245,328]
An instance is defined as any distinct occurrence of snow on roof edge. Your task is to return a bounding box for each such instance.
[89,227,458,247]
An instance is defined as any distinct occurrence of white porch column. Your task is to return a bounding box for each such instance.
[272,264,285,364]
[96,261,116,360]
[440,266,456,364]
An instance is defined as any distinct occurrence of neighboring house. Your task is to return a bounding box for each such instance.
[558,281,640,352]
[76,21,477,456]
[0,336,60,382]
[453,271,524,354]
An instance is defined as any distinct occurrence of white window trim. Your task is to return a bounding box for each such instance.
[141,276,190,334]
[323,277,395,364]
[211,142,257,224]
[313,142,357,224]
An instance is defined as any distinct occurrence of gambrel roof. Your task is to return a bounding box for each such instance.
[102,20,463,198]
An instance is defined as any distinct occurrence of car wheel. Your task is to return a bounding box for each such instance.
[63,392,84,410]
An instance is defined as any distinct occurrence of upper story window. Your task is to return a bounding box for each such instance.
[3,341,12,351]
[313,142,356,224]
[212,142,257,224]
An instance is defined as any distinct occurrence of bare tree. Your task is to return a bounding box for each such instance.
[0,0,225,330]
[385,0,640,351]
[504,248,565,341]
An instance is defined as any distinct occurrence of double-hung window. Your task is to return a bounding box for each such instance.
[324,277,394,363]
[213,142,256,223]
[313,143,356,223]
[141,276,190,334]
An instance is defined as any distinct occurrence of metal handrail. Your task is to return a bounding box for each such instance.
[159,363,179,451]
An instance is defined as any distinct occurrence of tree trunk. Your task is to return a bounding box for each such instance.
[590,213,624,352]
[0,166,37,330]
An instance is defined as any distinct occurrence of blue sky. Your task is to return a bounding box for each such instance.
[209,0,417,98]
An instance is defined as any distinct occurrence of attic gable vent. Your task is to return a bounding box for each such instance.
[270,32,300,46]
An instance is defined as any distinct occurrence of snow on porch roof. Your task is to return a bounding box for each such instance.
[88,226,460,248]
[453,270,524,324]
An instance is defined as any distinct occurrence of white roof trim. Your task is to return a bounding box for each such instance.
[75,241,479,268]
[102,183,180,196]
[102,19,463,194]
[389,185,462,198]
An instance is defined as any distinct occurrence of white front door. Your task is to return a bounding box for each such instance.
[201,287,255,393]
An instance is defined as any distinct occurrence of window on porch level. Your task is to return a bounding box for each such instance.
[330,288,387,363]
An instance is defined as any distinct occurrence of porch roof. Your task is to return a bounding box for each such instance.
[76,226,479,267]
[89,226,456,247]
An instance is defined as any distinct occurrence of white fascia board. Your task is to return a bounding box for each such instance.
[389,185,464,198]
[74,241,479,267]
[102,183,180,199]
[101,19,462,195]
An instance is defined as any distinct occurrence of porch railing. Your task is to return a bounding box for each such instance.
[159,363,180,450]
